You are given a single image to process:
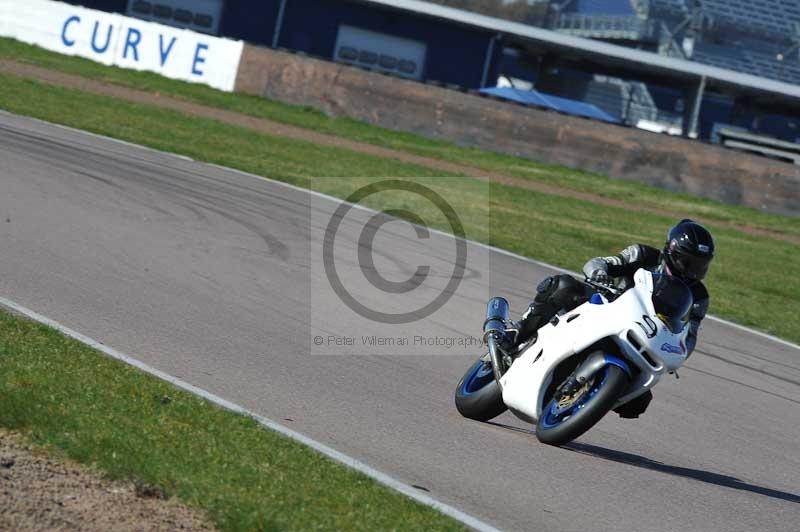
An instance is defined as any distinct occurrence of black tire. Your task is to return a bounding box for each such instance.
[536,365,628,446]
[454,357,507,422]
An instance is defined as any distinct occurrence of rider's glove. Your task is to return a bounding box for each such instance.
[590,268,609,285]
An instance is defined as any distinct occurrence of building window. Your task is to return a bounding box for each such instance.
[126,0,223,35]
[334,25,426,80]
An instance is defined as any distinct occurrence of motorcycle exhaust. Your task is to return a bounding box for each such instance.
[483,296,510,337]
[483,297,510,387]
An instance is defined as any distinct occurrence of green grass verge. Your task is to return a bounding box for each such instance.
[2,37,799,238]
[0,71,796,344]
[0,309,464,530]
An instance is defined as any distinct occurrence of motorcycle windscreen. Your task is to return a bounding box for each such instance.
[651,273,693,334]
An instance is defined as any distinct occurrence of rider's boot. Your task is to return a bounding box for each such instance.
[614,390,653,418]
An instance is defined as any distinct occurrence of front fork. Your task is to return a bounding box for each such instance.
[485,335,505,390]
[558,351,632,396]
[483,297,513,389]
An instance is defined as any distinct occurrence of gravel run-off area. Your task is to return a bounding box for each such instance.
[0,429,212,531]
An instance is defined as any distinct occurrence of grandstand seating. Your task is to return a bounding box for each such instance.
[647,0,689,15]
[551,1,800,91]
[552,14,656,40]
[553,0,658,41]
[688,42,800,85]
[563,0,635,15]
[544,0,800,141]
[690,41,751,70]
[698,0,800,37]
[743,48,800,83]
[645,0,800,45]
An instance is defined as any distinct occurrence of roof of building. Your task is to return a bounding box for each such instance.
[358,0,800,102]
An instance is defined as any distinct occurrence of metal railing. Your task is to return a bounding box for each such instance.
[551,14,658,41]
[657,21,687,58]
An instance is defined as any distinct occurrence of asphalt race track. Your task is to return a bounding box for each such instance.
[1,112,798,531]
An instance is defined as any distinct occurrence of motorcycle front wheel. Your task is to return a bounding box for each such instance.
[536,365,628,446]
[454,355,507,422]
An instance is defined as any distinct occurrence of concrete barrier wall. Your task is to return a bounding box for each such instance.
[235,44,800,215]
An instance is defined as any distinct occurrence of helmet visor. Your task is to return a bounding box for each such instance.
[669,250,712,281]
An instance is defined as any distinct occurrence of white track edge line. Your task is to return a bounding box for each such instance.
[5,109,798,353]
[0,295,501,532]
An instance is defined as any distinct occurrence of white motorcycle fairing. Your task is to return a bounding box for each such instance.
[500,269,690,424]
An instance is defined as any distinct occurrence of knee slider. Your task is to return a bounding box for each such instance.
[534,276,558,303]
[536,276,556,294]
[549,275,586,310]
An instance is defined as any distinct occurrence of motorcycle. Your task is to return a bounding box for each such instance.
[454,268,693,446]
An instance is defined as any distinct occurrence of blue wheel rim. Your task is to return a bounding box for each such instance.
[461,359,495,396]
[540,368,609,429]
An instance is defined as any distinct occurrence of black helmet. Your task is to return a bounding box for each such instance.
[663,219,715,282]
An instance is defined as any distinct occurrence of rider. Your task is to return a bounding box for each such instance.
[505,219,715,418]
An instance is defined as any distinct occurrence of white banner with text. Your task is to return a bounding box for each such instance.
[0,0,243,91]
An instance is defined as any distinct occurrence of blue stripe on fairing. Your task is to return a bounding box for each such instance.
[603,354,632,378]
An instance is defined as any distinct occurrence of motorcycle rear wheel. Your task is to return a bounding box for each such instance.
[536,365,628,446]
[454,355,507,422]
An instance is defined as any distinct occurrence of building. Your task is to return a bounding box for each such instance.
[66,0,800,146]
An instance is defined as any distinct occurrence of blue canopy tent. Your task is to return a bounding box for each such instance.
[480,87,620,123]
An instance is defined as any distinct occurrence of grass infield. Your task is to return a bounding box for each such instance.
[0,309,465,531]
